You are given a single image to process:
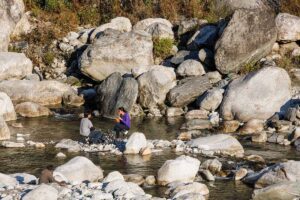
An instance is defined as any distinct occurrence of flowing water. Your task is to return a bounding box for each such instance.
[1,115,299,199]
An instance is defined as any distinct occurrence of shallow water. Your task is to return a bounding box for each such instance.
[1,115,299,199]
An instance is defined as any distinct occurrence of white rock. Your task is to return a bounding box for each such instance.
[133,18,172,31]
[124,132,147,154]
[23,184,58,200]
[0,92,16,121]
[0,173,18,187]
[1,141,24,148]
[55,152,66,158]
[198,88,224,111]
[276,13,300,42]
[103,171,124,183]
[176,59,206,77]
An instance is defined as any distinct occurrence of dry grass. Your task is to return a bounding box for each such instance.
[281,0,300,16]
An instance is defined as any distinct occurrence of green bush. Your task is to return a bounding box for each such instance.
[43,52,55,66]
[153,37,174,59]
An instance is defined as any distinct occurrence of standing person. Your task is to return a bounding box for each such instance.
[113,107,130,138]
[80,111,93,141]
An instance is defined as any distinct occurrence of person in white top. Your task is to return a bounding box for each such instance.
[80,112,93,137]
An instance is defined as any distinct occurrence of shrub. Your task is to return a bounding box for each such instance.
[43,52,55,66]
[239,62,261,74]
[78,5,100,25]
[153,37,174,59]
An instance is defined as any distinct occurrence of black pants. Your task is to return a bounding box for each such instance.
[113,123,129,138]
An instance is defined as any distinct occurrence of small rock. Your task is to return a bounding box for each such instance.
[222,120,240,133]
[103,171,124,183]
[252,132,267,143]
[246,155,265,163]
[185,109,209,120]
[11,122,23,128]
[201,159,222,174]
[1,141,25,148]
[140,147,152,156]
[55,152,66,158]
[145,175,156,186]
[34,143,45,148]
[235,168,248,181]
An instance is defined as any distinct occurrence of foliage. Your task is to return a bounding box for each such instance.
[153,37,174,59]
[43,51,55,66]
[239,62,261,74]
[281,0,300,16]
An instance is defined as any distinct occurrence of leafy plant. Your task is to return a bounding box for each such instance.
[153,37,174,59]
[43,52,55,66]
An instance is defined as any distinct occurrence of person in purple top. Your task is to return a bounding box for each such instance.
[113,107,130,138]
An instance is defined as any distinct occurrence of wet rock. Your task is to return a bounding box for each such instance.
[55,152,66,159]
[240,119,265,135]
[0,92,16,121]
[55,139,81,153]
[235,168,248,181]
[187,134,244,157]
[246,155,265,163]
[176,60,205,77]
[124,174,145,186]
[166,107,184,117]
[177,131,192,141]
[15,102,51,117]
[168,75,212,107]
[80,30,153,81]
[97,73,138,118]
[54,156,103,184]
[140,147,152,156]
[185,110,209,120]
[138,66,176,109]
[215,9,277,74]
[34,142,45,148]
[0,173,18,187]
[62,92,84,107]
[197,88,224,112]
[252,181,300,200]
[1,141,24,148]
[201,159,222,174]
[103,171,124,183]
[276,13,300,43]
[220,67,291,122]
[23,184,58,200]
[124,132,147,154]
[0,80,78,106]
[157,155,200,186]
[181,119,212,130]
[207,71,222,84]
[222,120,240,133]
[252,132,268,143]
[0,117,10,140]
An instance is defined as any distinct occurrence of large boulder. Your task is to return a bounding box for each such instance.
[0,52,32,80]
[0,0,25,51]
[124,132,147,154]
[90,17,132,41]
[220,67,291,122]
[0,173,18,187]
[0,92,16,121]
[157,155,200,185]
[255,160,300,188]
[0,116,10,140]
[80,30,154,81]
[97,72,138,118]
[276,13,300,43]
[253,181,300,200]
[187,134,244,157]
[0,80,77,106]
[15,102,51,117]
[215,9,277,74]
[23,184,58,200]
[138,66,176,109]
[54,156,103,183]
[167,75,212,107]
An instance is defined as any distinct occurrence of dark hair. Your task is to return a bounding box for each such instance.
[118,107,127,113]
[90,127,95,131]
[46,165,54,171]
[84,111,90,118]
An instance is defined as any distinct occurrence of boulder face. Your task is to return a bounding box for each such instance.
[0,0,25,51]
[253,181,300,200]
[0,173,18,187]
[0,92,16,121]
[276,13,300,43]
[167,75,212,107]
[80,30,154,81]
[124,132,147,154]
[15,102,51,117]
[157,155,200,186]
[215,9,277,74]
[187,134,244,157]
[54,156,103,183]
[0,52,32,80]
[176,59,206,77]
[133,18,173,31]
[23,184,58,200]
[138,66,176,109]
[197,88,224,112]
[0,80,77,106]
[220,67,291,122]
[97,72,138,118]
[0,116,10,140]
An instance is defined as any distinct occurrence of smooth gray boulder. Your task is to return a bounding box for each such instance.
[0,92,16,121]
[0,0,25,51]
[0,52,32,80]
[15,102,51,117]
[80,30,153,81]
[103,171,124,183]
[124,132,147,154]
[133,18,172,31]
[187,25,219,50]
[253,181,300,200]
[276,13,300,43]
[167,75,212,107]
[0,80,77,106]
[215,9,277,74]
[187,134,244,157]
[197,88,224,111]
[145,22,174,39]
[176,59,206,77]
[23,184,58,200]
[0,116,10,140]
[157,155,200,185]
[138,65,176,109]
[54,156,103,183]
[220,67,291,122]
[97,72,138,118]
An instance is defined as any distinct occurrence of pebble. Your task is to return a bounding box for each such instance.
[56,152,67,158]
